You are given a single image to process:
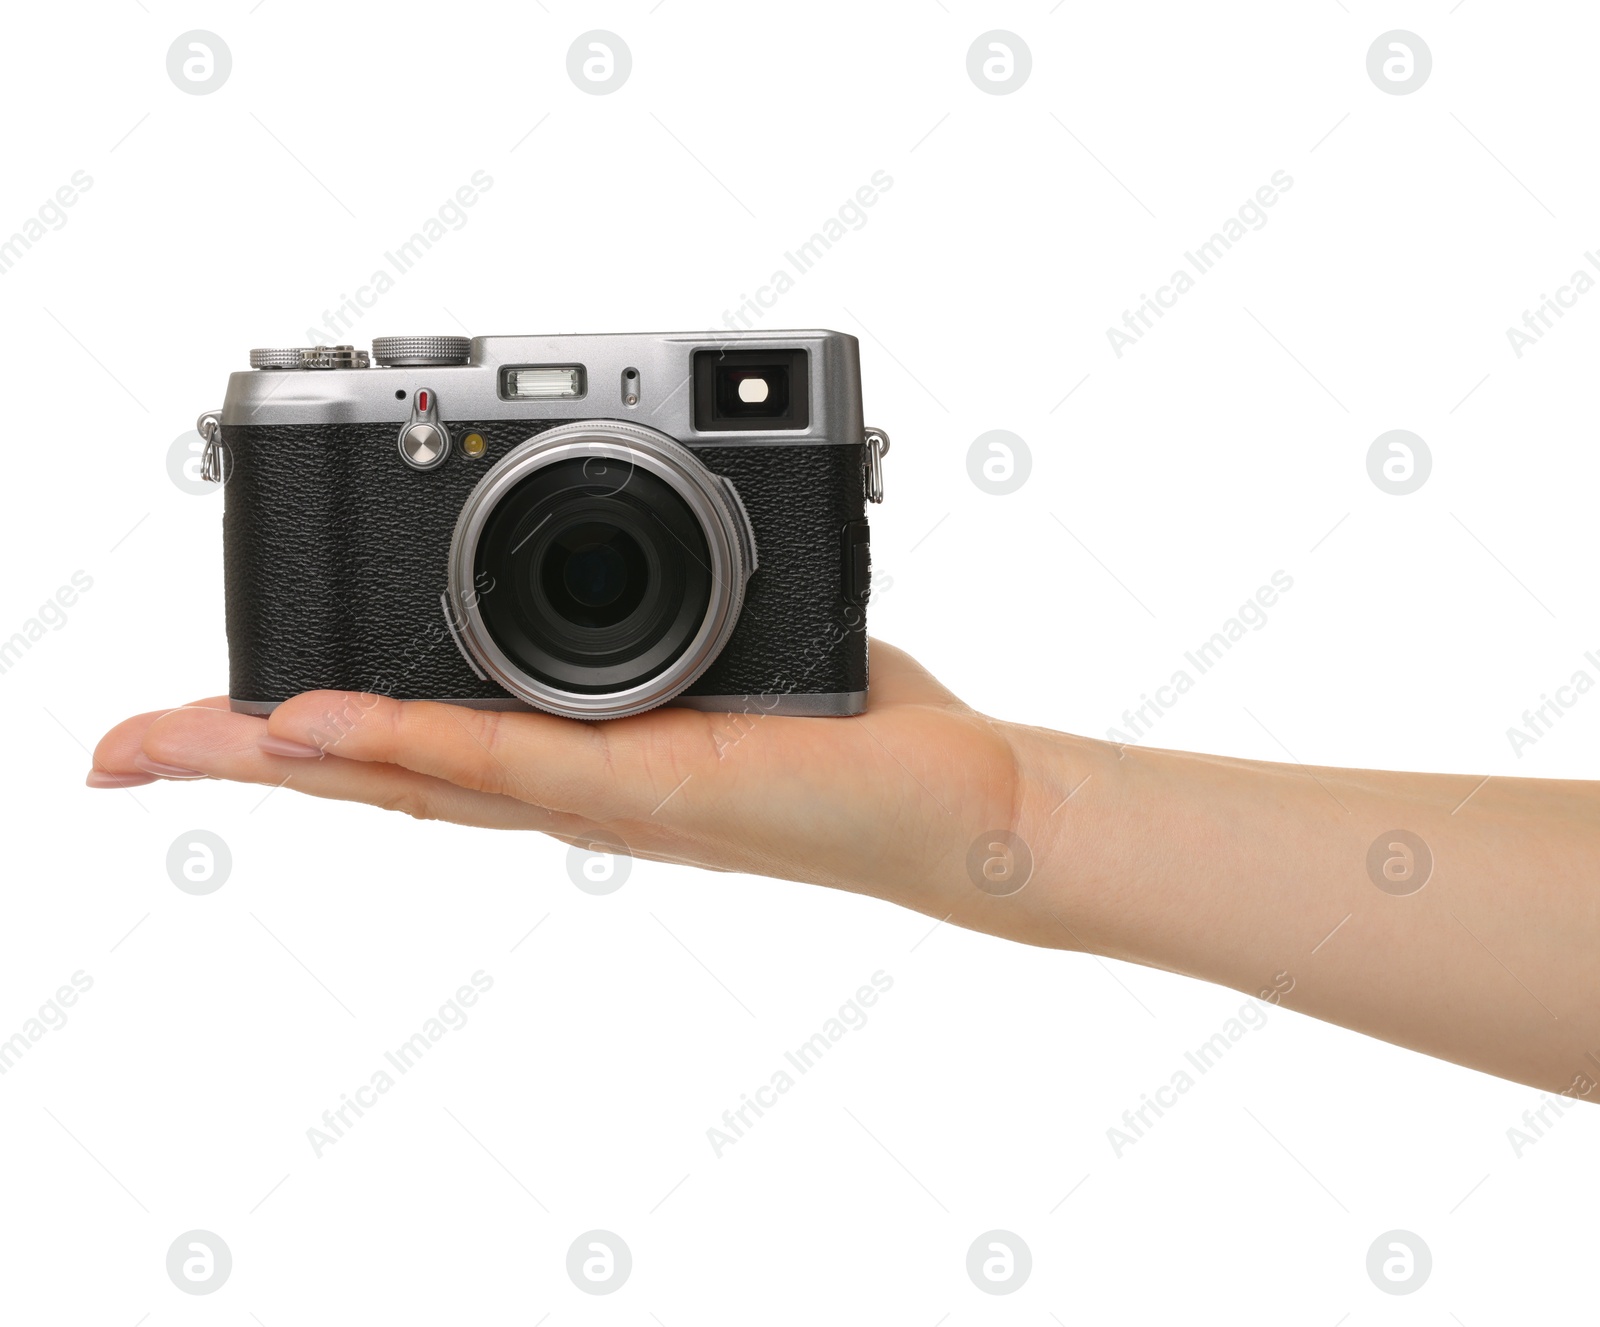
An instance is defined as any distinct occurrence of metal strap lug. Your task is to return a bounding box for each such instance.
[196,410,226,484]
[864,427,890,503]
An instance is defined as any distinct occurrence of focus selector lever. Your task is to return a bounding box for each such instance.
[398,388,449,471]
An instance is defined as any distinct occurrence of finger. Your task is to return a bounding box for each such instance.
[90,697,239,784]
[866,640,965,709]
[132,704,591,834]
[261,691,677,818]
[260,643,956,820]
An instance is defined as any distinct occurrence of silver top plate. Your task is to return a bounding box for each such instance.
[220,328,866,445]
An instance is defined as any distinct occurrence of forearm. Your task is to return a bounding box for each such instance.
[1007,722,1600,1096]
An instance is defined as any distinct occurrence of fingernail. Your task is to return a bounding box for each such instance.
[86,770,158,789]
[133,754,208,780]
[259,735,324,759]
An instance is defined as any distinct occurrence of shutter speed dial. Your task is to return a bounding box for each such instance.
[372,336,471,367]
[398,388,450,470]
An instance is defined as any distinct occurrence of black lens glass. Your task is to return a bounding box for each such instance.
[543,524,645,625]
[473,458,712,695]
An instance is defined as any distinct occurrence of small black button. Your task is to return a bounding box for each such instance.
[841,519,871,605]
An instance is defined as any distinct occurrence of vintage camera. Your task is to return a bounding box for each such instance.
[198,331,889,720]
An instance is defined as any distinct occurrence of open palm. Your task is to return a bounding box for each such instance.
[90,643,1056,943]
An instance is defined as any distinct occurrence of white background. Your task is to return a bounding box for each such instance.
[3,0,1598,1319]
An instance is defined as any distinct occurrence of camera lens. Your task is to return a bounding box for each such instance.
[548,525,642,620]
[473,461,710,695]
[448,421,757,719]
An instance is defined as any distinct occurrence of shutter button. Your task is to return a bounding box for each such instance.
[398,388,449,470]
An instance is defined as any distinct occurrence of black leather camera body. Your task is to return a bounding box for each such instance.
[202,331,888,721]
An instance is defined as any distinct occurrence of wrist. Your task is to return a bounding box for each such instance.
[994,718,1127,955]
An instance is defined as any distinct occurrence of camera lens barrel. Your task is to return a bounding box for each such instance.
[446,420,758,720]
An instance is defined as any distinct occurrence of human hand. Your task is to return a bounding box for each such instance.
[88,637,1600,1095]
[88,642,1075,946]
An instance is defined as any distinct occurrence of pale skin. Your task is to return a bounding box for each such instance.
[88,641,1600,1099]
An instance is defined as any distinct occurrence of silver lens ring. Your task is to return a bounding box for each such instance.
[447,420,757,720]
